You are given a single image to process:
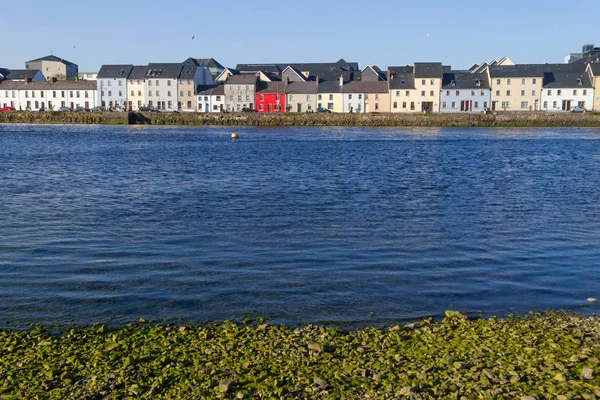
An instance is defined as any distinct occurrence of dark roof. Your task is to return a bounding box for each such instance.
[128,65,147,80]
[341,81,388,93]
[489,65,544,78]
[195,58,225,69]
[179,58,199,80]
[26,55,77,66]
[97,65,133,79]
[0,80,96,90]
[542,72,593,88]
[0,69,43,80]
[414,62,443,78]
[388,66,415,89]
[318,81,342,93]
[283,65,307,81]
[235,59,360,83]
[256,82,285,94]
[538,63,588,73]
[589,63,600,75]
[284,81,318,94]
[361,65,386,81]
[197,84,224,96]
[225,74,258,85]
[145,63,182,79]
[236,64,281,74]
[442,71,490,89]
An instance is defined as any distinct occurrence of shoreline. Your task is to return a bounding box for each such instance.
[1,110,600,128]
[2,311,598,398]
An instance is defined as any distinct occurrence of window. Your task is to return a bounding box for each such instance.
[306,95,310,101]
[318,94,322,100]
[108,81,111,86]
[506,90,511,96]
[483,101,488,108]
[421,91,425,96]
[137,91,141,96]
[327,102,334,110]
[430,91,434,96]
[496,90,500,96]
[246,95,250,101]
[85,92,89,98]
[446,90,450,96]
[406,91,410,96]
[131,90,135,96]
[521,90,525,96]
[156,80,159,86]
[118,81,122,86]
[216,96,221,101]
[289,95,294,101]
[442,101,447,108]
[358,94,362,100]
[180,91,184,97]
[521,101,528,109]
[583,90,587,95]
[167,80,171,86]
[329,94,333,100]
[402,102,406,108]
[532,90,536,96]
[547,90,552,95]
[430,79,434,85]
[507,79,511,85]
[204,96,208,101]
[451,101,456,108]
[553,101,557,108]
[521,79,526,84]
[375,103,379,110]
[410,102,415,111]
[149,91,152,97]
[260,94,264,101]
[471,91,475,96]
[573,90,577,95]
[61,91,65,97]
[168,100,172,108]
[456,90,460,96]
[396,91,400,96]
[259,104,264,111]
[238,95,242,101]
[188,91,191,97]
[348,94,352,99]
[481,90,485,96]
[41,92,44,98]
[474,101,479,108]
[167,91,171,97]
[53,91,57,98]
[148,81,152,86]
[156,91,159,96]
[422,79,426,85]
[108,91,111,96]
[230,95,233,101]
[543,101,548,109]
[501,101,509,109]
[375,94,379,100]
[393,102,397,109]
[557,90,562,96]
[532,79,537,84]
[119,91,122,97]
[496,79,501,85]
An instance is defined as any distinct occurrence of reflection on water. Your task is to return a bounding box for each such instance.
[0,124,599,328]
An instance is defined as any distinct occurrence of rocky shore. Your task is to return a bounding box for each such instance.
[1,312,598,398]
[1,110,600,127]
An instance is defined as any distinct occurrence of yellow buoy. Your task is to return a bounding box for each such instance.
[231,133,239,139]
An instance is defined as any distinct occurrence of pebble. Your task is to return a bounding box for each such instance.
[219,379,233,393]
[520,397,537,400]
[553,372,567,382]
[204,348,217,355]
[399,387,417,396]
[307,343,323,352]
[444,310,468,320]
[582,368,594,380]
[313,377,329,388]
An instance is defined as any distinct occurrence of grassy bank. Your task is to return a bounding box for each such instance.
[1,111,600,127]
[1,312,598,399]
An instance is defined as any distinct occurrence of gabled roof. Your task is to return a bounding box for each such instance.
[145,63,183,79]
[282,66,307,82]
[97,65,133,79]
[588,63,600,75]
[414,62,443,78]
[388,66,415,90]
[538,63,587,74]
[442,71,490,89]
[197,84,225,96]
[179,58,200,80]
[26,55,77,66]
[469,64,480,72]
[256,81,285,94]
[284,81,318,94]
[489,64,544,78]
[235,60,360,83]
[0,69,43,81]
[195,58,225,69]
[225,74,258,85]
[318,81,342,93]
[361,65,386,81]
[128,65,148,80]
[236,64,281,74]
[542,72,593,88]
[341,81,388,93]
[0,80,96,90]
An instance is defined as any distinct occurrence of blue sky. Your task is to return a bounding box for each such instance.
[1,0,598,72]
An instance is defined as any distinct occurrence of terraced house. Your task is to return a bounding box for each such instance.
[97,65,133,110]
[144,63,182,111]
[440,71,490,113]
[413,63,444,113]
[285,81,318,112]
[541,64,593,111]
[178,58,215,112]
[0,80,96,110]
[342,81,389,113]
[25,55,78,80]
[223,74,257,112]
[127,66,147,111]
[388,66,417,113]
[488,65,543,111]
[587,63,600,111]
[317,78,344,112]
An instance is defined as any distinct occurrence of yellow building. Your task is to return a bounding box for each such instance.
[127,66,147,111]
[413,62,444,112]
[588,63,600,111]
[317,78,344,112]
[388,66,417,113]
[488,65,543,111]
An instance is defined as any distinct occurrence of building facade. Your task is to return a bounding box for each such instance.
[388,66,417,113]
[541,72,594,111]
[588,64,600,111]
[144,63,182,111]
[488,65,543,111]
[317,79,343,112]
[224,74,257,111]
[440,72,491,112]
[0,80,97,110]
[414,63,444,113]
[255,82,285,112]
[25,55,78,80]
[127,66,147,111]
[197,85,225,112]
[285,82,318,112]
[97,65,133,110]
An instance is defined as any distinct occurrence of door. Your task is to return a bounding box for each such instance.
[268,104,272,113]
[492,101,497,111]
[297,103,302,112]
[70,102,74,109]
[365,103,369,113]
[206,104,209,112]
[562,100,571,111]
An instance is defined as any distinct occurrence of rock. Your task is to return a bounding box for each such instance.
[394,355,405,362]
[399,387,417,396]
[313,377,329,389]
[444,310,468,320]
[556,396,568,400]
[553,372,567,382]
[417,372,428,380]
[587,297,598,303]
[219,379,234,393]
[308,343,323,352]
[581,368,594,380]
[482,369,496,380]
[405,323,418,330]
[204,348,217,355]
[236,392,244,399]
[453,362,471,370]
[373,374,383,382]
[520,397,537,400]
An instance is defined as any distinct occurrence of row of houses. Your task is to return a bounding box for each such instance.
[2,54,600,113]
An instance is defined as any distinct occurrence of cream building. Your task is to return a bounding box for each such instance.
[285,81,318,112]
[317,78,344,112]
[127,66,147,111]
[488,65,543,111]
[588,63,600,111]
[342,81,389,113]
[25,55,78,80]
[413,62,444,113]
[388,66,417,113]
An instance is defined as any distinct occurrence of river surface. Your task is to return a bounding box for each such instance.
[1,124,599,328]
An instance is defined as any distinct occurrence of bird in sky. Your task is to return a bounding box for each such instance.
[192,36,195,40]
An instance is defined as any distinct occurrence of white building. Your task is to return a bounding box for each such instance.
[0,80,97,110]
[144,63,182,111]
[197,85,225,112]
[97,65,133,110]
[341,81,365,113]
[541,72,594,111]
[440,71,491,112]
[79,72,98,80]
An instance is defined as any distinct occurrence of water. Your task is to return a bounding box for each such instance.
[1,124,599,328]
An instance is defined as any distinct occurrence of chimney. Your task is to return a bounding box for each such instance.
[24,76,32,84]
[316,76,319,85]
[339,75,344,87]
[52,77,58,83]
[285,75,290,85]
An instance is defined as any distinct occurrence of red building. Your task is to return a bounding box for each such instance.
[255,82,285,113]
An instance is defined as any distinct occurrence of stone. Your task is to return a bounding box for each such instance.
[556,396,568,400]
[307,343,323,352]
[520,397,537,400]
[587,298,598,303]
[581,368,594,380]
[453,362,471,370]
[399,387,417,396]
[313,377,329,389]
[482,369,496,380]
[204,348,217,355]
[553,373,567,382]
[236,392,244,399]
[219,379,233,393]
[444,310,468,320]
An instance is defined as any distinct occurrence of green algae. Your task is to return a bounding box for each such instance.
[1,312,599,398]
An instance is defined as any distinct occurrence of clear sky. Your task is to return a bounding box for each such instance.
[1,0,598,72]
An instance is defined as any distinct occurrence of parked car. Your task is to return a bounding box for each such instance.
[90,106,104,112]
[241,107,257,113]
[316,107,332,113]
[58,106,72,112]
[0,106,15,111]
[75,106,86,112]
[138,106,158,112]
[571,106,587,113]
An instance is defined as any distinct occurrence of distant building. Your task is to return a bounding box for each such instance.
[144,63,183,111]
[197,85,225,113]
[565,44,600,64]
[360,65,386,82]
[587,63,600,111]
[97,65,133,110]
[440,72,491,113]
[285,81,318,112]
[317,78,344,112]
[342,81,389,113]
[195,58,225,81]
[224,74,258,112]
[541,64,593,111]
[255,82,285,112]
[25,55,78,80]
[78,72,98,81]
[127,66,147,111]
[237,59,360,83]
[388,66,417,113]
[488,65,544,111]
[0,80,96,110]
[414,62,444,113]
[178,58,214,112]
[0,68,46,82]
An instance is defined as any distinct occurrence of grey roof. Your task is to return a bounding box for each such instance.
[225,74,258,85]
[284,81,318,94]
[256,82,285,94]
[442,71,490,89]
[283,65,307,81]
[236,64,281,74]
[26,55,77,66]
[589,63,600,75]
[145,63,183,79]
[361,65,386,81]
[197,84,224,96]
[341,81,388,93]
[414,62,443,78]
[195,58,225,69]
[0,69,42,80]
[0,80,96,90]
[235,59,360,83]
[128,65,147,80]
[542,72,593,88]
[388,66,415,90]
[318,80,342,93]
[179,58,199,80]
[539,63,588,73]
[489,65,544,78]
[97,65,133,79]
